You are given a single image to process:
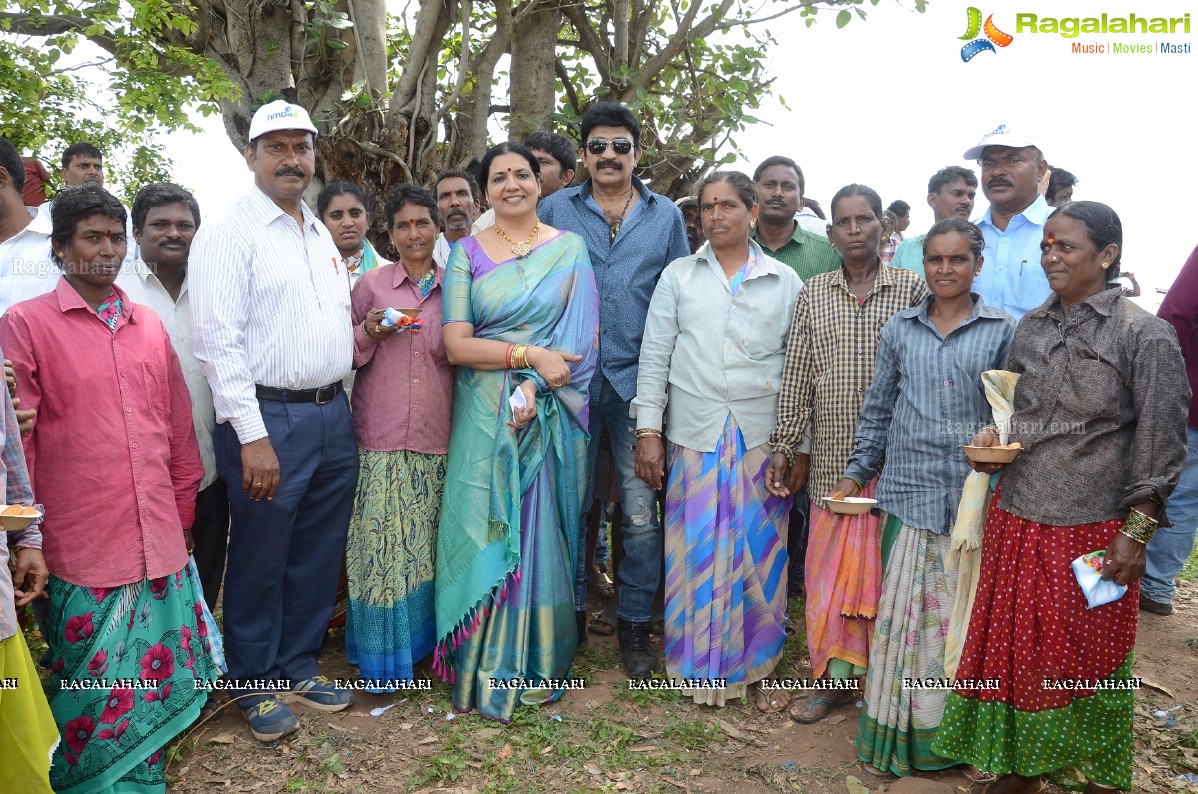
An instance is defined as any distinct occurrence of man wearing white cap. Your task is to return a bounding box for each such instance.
[189,99,357,741]
[963,124,1052,318]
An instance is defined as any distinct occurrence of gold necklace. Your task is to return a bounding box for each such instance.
[495,221,540,259]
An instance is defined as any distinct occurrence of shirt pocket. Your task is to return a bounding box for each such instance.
[141,362,171,421]
[1063,358,1122,420]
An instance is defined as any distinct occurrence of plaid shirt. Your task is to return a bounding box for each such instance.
[770,265,930,504]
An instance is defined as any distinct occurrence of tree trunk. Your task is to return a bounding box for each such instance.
[508,2,560,141]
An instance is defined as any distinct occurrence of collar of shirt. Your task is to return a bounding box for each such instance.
[693,239,785,287]
[246,185,323,234]
[899,292,1010,330]
[1028,284,1122,321]
[830,258,903,294]
[573,176,655,233]
[126,259,188,303]
[53,276,141,328]
[391,261,445,291]
[975,193,1052,232]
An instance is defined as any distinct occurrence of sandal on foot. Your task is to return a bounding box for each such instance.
[752,683,791,714]
[588,567,615,600]
[787,692,852,724]
[958,764,997,784]
[587,605,617,636]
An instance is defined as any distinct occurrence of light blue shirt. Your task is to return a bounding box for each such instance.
[842,294,1016,533]
[891,234,925,276]
[632,242,802,452]
[973,194,1052,319]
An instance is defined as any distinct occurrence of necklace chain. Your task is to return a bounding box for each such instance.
[495,220,541,259]
[607,188,634,243]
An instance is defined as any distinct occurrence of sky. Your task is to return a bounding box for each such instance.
[148,0,1196,306]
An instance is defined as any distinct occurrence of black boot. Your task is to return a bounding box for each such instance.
[617,618,657,678]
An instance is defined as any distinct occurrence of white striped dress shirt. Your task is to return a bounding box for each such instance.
[189,186,353,444]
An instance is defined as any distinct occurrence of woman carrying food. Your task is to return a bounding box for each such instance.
[765,184,929,724]
[633,171,802,712]
[434,142,598,722]
[345,184,451,689]
[827,218,1015,776]
[932,201,1189,794]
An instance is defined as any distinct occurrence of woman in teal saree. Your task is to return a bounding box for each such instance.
[434,142,599,722]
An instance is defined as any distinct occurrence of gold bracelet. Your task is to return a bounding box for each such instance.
[635,428,662,439]
[512,344,528,369]
[1120,507,1159,545]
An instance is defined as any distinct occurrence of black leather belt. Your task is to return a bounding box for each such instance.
[255,382,343,405]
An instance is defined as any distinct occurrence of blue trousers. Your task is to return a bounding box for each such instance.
[215,394,357,692]
[1143,425,1198,604]
[579,377,662,623]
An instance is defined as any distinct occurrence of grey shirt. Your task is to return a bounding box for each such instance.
[998,287,1190,526]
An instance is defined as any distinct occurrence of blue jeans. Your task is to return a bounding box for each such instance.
[1143,425,1198,604]
[577,377,662,623]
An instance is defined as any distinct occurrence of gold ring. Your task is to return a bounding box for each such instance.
[254,482,263,486]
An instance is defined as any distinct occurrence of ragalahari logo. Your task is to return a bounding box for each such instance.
[959,7,1014,61]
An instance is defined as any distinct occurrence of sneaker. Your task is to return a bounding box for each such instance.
[1139,594,1174,616]
[241,696,299,742]
[282,675,355,712]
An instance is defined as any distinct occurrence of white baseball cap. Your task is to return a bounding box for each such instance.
[248,100,318,141]
[963,123,1043,160]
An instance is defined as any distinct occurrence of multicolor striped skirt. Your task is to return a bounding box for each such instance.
[857,515,958,776]
[931,501,1136,790]
[663,414,790,706]
[346,448,446,691]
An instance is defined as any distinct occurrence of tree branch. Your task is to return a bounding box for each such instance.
[559,3,611,84]
[0,12,120,58]
[554,57,581,115]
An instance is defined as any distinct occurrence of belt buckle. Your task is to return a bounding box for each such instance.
[315,384,336,405]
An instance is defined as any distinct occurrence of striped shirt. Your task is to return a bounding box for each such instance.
[189,187,353,444]
[770,265,930,504]
[842,295,1016,533]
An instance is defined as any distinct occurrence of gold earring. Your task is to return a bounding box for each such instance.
[1101,262,1110,269]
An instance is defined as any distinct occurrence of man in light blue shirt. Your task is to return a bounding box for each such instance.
[892,165,978,275]
[962,124,1053,319]
[539,102,689,679]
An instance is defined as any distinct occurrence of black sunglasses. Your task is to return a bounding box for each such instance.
[586,137,634,156]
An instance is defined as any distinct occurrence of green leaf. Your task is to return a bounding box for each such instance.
[326,38,349,49]
[836,9,852,28]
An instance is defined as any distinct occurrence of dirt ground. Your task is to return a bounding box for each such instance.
[164,581,1198,794]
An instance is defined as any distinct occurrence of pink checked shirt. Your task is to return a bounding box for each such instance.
[350,263,453,454]
[0,278,203,588]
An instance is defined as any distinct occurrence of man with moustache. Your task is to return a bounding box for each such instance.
[189,100,357,742]
[892,165,979,274]
[675,196,705,254]
[432,168,480,266]
[751,156,840,281]
[116,183,228,611]
[539,102,689,678]
[962,124,1052,318]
